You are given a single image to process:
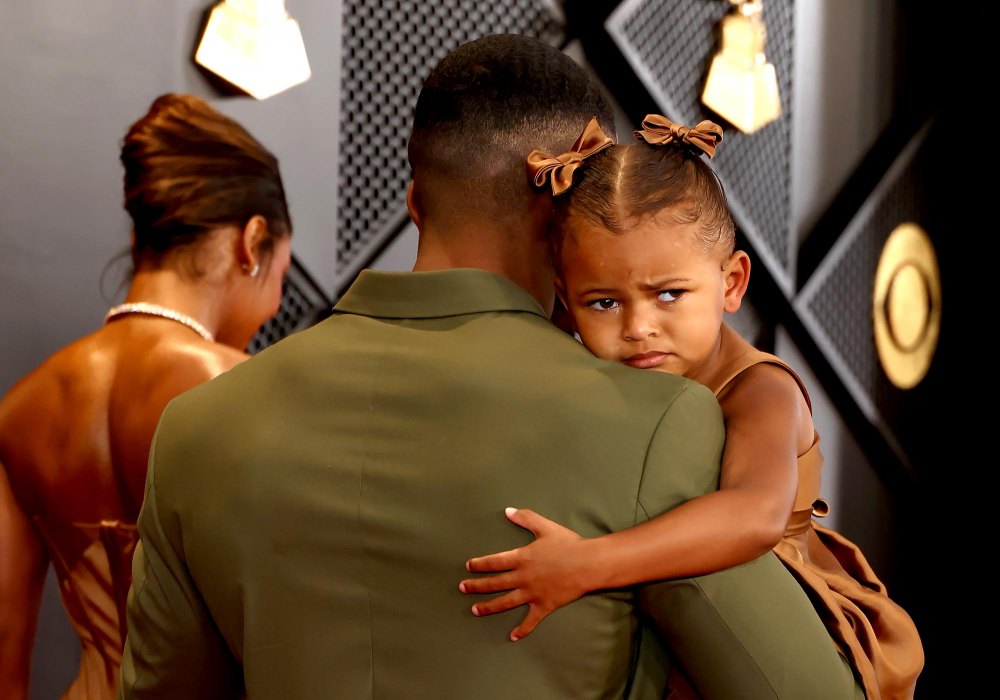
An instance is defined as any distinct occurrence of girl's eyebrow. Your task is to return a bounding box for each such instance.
[640,277,691,290]
[577,287,620,298]
[578,278,693,297]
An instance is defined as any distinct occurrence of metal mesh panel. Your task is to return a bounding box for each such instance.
[804,169,923,405]
[337,0,564,277]
[249,258,332,353]
[606,0,795,291]
[797,121,932,428]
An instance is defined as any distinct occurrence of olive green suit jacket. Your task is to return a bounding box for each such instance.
[118,269,862,700]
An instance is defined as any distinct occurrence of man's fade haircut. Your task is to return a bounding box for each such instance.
[407,33,615,219]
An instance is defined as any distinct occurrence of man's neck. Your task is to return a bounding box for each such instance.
[412,221,555,315]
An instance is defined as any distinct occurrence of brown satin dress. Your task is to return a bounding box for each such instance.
[32,517,137,700]
[687,325,925,699]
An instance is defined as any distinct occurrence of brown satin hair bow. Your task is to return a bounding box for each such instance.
[634,114,723,159]
[526,117,614,196]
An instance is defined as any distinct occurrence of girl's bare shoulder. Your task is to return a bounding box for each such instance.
[720,361,814,452]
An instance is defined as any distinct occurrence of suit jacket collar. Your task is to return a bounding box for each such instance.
[333,268,548,320]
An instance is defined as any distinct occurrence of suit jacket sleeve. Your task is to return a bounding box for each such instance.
[634,383,863,700]
[117,413,242,700]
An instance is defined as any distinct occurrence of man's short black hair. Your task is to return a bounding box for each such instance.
[407,33,615,218]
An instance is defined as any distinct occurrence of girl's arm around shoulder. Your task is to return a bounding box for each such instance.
[715,361,813,546]
[459,368,810,640]
[573,364,805,588]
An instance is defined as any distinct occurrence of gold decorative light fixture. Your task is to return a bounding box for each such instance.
[195,0,311,100]
[701,0,781,134]
[872,223,941,389]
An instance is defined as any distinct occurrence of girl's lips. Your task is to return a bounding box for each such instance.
[624,351,669,369]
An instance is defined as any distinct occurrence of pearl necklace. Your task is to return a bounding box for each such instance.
[104,302,214,342]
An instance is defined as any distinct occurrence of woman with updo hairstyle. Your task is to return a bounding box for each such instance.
[0,93,292,699]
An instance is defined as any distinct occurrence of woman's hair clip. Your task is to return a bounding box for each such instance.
[527,117,614,196]
[633,114,723,159]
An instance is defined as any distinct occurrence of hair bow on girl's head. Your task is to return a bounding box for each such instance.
[527,117,614,196]
[634,114,723,159]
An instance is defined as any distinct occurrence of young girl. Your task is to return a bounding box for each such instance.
[459,115,924,700]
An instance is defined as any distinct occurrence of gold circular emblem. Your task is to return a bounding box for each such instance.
[872,223,941,389]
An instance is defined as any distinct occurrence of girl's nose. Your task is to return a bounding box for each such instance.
[622,308,658,342]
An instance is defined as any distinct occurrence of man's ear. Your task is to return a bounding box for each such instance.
[554,276,569,312]
[551,277,577,335]
[722,250,751,313]
[406,180,422,230]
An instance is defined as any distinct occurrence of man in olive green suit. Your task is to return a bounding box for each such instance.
[119,35,862,699]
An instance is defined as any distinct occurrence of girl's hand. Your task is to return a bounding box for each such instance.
[459,507,592,641]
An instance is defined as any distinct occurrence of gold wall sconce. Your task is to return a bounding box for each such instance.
[873,223,941,389]
[702,0,781,134]
[195,0,311,100]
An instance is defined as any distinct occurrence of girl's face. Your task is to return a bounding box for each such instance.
[557,211,743,382]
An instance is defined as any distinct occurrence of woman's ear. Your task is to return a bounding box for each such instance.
[238,215,269,277]
[406,181,422,230]
[722,250,751,313]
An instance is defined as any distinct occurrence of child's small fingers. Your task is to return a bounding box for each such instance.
[466,550,518,573]
[510,605,549,641]
[471,590,527,617]
[507,507,570,538]
[506,507,547,536]
[459,572,519,594]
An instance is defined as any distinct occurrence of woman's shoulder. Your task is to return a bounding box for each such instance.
[121,334,248,405]
[1,330,111,419]
[1,328,245,427]
[0,332,116,492]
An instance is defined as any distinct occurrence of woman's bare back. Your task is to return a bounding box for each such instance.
[0,320,246,527]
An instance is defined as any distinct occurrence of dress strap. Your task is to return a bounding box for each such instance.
[703,324,813,412]
[99,520,139,645]
[707,325,826,516]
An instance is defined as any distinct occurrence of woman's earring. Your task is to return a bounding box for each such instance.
[249,263,260,278]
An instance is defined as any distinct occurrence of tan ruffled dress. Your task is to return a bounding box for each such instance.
[691,325,925,699]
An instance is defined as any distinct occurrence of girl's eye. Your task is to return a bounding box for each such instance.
[587,298,619,311]
[658,289,684,303]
